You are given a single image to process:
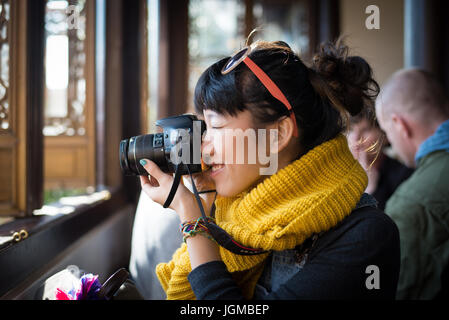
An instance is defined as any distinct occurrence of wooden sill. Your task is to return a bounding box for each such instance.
[0,187,132,298]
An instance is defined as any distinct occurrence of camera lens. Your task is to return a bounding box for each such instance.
[119,133,167,176]
[120,114,207,176]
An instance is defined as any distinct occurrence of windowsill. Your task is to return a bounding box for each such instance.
[35,189,112,216]
[0,189,113,249]
[0,217,15,227]
[0,187,133,298]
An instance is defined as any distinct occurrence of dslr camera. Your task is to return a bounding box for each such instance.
[119,114,206,177]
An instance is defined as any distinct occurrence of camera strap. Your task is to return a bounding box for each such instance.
[162,164,183,209]
[185,165,267,256]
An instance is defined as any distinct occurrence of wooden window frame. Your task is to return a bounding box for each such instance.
[0,0,34,217]
[0,0,147,218]
[43,0,96,192]
[0,0,146,298]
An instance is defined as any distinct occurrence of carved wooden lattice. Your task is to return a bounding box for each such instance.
[0,0,10,133]
[44,0,86,136]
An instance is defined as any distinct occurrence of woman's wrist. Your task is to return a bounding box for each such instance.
[186,231,221,269]
[173,192,202,223]
[179,205,221,269]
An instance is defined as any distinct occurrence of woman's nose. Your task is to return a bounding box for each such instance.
[201,131,215,162]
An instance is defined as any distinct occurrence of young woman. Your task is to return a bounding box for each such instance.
[347,109,414,210]
[139,40,400,300]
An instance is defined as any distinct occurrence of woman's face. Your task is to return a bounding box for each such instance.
[202,109,275,197]
[347,118,383,167]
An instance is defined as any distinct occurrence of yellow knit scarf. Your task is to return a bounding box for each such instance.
[156,134,368,299]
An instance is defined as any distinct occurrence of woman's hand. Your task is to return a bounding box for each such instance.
[139,159,215,221]
[140,159,221,269]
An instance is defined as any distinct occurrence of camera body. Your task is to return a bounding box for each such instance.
[119,114,206,176]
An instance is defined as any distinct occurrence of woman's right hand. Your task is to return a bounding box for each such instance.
[139,159,199,221]
[139,159,216,220]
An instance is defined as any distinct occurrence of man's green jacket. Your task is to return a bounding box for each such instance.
[386,150,449,299]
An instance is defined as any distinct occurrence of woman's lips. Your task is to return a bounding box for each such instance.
[209,164,225,177]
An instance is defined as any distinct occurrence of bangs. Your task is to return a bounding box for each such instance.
[193,57,246,116]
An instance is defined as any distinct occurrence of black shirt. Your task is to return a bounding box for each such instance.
[187,205,400,300]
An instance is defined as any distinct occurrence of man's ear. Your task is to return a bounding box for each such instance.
[391,113,412,139]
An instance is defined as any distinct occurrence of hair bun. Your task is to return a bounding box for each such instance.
[272,41,291,50]
[310,40,380,117]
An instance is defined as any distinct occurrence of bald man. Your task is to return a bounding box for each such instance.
[376,68,449,300]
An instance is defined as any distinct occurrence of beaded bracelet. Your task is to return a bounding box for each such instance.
[179,216,216,232]
[180,217,217,243]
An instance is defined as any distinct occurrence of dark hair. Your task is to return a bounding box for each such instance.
[194,39,380,154]
[349,106,380,129]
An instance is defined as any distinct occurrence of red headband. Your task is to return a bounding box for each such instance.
[222,46,298,137]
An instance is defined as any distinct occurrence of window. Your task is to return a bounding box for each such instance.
[43,0,96,204]
[0,0,10,132]
[0,0,145,298]
[0,0,108,220]
[252,0,309,55]
[187,0,245,113]
[146,0,158,132]
[185,0,310,114]
[0,0,28,217]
